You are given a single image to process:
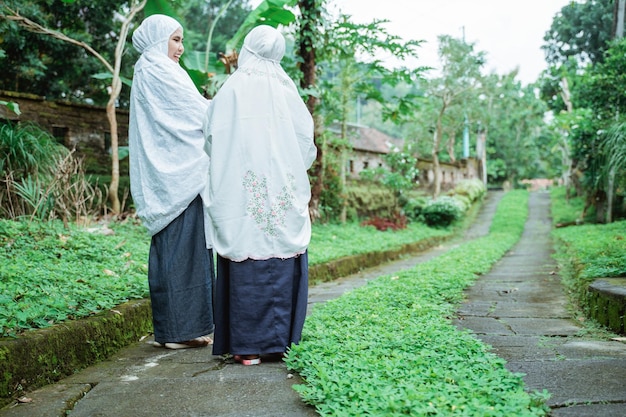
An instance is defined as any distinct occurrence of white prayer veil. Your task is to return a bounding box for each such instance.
[129,14,211,237]
[203,25,317,261]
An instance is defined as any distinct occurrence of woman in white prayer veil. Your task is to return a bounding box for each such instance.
[203,25,316,365]
[129,14,214,350]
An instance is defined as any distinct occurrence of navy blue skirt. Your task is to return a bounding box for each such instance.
[148,195,215,343]
[212,252,308,356]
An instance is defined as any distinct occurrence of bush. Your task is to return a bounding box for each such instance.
[360,212,408,231]
[344,181,397,219]
[450,178,486,202]
[0,122,104,222]
[402,196,429,222]
[421,196,464,227]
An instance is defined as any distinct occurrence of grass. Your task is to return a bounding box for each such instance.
[2,186,621,415]
[552,218,626,316]
[285,190,551,416]
[0,219,150,337]
[549,186,587,225]
[549,186,626,321]
[0,214,455,337]
[308,222,451,265]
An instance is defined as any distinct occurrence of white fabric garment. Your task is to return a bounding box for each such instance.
[129,14,211,238]
[203,25,317,261]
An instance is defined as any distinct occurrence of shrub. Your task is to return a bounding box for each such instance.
[0,122,104,222]
[360,212,408,231]
[450,178,486,202]
[421,196,464,227]
[344,181,397,219]
[402,196,429,222]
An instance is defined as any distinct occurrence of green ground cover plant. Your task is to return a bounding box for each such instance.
[308,222,452,265]
[285,190,551,416]
[549,186,586,225]
[0,215,455,337]
[552,220,626,310]
[0,219,150,337]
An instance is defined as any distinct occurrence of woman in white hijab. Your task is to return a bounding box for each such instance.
[129,14,214,349]
[203,25,316,365]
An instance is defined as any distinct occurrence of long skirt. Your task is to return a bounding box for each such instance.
[212,252,309,356]
[148,195,215,343]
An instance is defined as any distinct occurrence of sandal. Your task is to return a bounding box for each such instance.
[233,354,261,365]
[164,335,213,350]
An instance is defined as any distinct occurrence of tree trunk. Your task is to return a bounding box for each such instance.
[107,92,121,214]
[298,0,322,221]
[446,131,456,163]
[107,1,146,214]
[432,101,447,198]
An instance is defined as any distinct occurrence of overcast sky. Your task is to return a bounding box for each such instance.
[249,0,572,85]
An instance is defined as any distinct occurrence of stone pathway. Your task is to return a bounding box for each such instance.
[455,191,626,417]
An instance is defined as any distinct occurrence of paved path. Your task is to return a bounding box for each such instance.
[2,191,625,416]
[455,191,626,417]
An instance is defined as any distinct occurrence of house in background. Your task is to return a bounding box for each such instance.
[332,122,482,192]
[329,122,403,179]
[1,91,483,192]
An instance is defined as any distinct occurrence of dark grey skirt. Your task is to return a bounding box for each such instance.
[148,195,215,343]
[212,252,308,356]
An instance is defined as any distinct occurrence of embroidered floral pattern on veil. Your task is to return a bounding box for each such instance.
[239,67,290,87]
[243,170,296,237]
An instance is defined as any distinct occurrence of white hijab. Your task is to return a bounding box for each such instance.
[129,14,211,237]
[203,25,317,261]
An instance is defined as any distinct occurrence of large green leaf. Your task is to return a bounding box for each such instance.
[226,0,298,52]
[91,73,133,88]
[0,101,21,116]
[181,50,224,75]
[143,0,180,19]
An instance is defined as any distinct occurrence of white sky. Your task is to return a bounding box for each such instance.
[249,0,572,85]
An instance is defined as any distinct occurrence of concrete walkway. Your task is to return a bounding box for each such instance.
[2,191,625,416]
[455,192,626,417]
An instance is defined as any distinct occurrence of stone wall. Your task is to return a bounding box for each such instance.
[417,157,482,192]
[1,90,129,174]
[348,150,482,191]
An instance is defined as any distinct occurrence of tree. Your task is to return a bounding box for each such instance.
[2,0,147,214]
[424,35,484,197]
[542,0,614,68]
[574,37,626,221]
[0,0,135,106]
[314,15,422,221]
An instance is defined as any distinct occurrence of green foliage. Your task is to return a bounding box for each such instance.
[450,178,486,202]
[0,121,64,178]
[286,190,546,416]
[549,186,586,225]
[407,181,485,227]
[421,196,464,228]
[0,214,450,336]
[553,221,626,281]
[0,219,150,337]
[489,190,528,238]
[552,219,626,316]
[360,150,419,197]
[1,0,133,106]
[542,0,614,67]
[0,122,103,221]
[308,222,450,266]
[401,195,429,222]
[343,182,397,220]
[0,101,20,115]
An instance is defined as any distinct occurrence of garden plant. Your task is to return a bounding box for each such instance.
[285,190,552,416]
